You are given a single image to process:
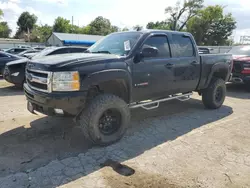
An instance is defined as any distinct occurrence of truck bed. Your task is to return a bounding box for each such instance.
[198,53,233,90]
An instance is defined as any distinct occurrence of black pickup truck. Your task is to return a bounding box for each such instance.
[24,30,233,146]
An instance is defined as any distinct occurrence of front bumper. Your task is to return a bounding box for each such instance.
[24,83,87,116]
[231,72,250,84]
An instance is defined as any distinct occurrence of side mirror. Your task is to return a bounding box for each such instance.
[141,47,158,58]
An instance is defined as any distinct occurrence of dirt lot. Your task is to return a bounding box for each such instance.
[0,78,250,188]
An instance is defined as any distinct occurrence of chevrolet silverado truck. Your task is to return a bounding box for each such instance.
[24,30,233,146]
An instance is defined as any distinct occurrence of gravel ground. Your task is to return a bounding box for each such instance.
[0,79,250,188]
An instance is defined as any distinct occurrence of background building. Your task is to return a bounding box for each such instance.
[46,32,103,47]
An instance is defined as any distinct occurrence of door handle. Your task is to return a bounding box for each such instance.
[191,61,199,65]
[165,63,173,69]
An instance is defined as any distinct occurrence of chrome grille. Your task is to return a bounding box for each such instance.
[26,68,52,93]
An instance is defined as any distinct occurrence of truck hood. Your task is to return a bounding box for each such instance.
[30,53,122,67]
[233,55,250,62]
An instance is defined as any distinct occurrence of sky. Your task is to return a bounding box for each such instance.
[0,0,250,42]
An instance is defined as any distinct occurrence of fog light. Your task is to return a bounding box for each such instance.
[54,108,64,114]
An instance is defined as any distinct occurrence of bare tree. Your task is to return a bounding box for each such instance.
[165,0,204,31]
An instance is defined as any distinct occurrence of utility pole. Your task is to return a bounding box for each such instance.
[72,16,74,26]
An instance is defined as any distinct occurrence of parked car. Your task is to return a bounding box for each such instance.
[33,46,46,51]
[24,30,233,146]
[17,45,32,49]
[5,47,30,55]
[0,51,22,76]
[18,49,40,57]
[228,46,250,89]
[3,46,88,87]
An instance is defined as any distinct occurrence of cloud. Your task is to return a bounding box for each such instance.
[0,1,23,14]
[33,0,68,5]
[0,1,41,36]
[1,0,250,42]
[9,0,21,3]
[74,0,174,29]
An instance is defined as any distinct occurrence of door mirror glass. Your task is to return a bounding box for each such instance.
[141,47,158,58]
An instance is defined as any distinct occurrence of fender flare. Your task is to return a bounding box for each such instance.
[204,63,229,88]
[81,69,133,102]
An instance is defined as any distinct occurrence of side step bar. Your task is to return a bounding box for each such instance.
[129,92,192,110]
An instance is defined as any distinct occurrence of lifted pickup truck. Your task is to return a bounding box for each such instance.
[24,30,233,146]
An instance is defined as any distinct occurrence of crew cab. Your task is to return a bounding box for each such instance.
[24,30,233,146]
[3,46,88,87]
[228,46,250,90]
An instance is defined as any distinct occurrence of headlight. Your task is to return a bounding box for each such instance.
[52,71,80,91]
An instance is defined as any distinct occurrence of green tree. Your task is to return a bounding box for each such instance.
[82,25,91,34]
[165,0,203,31]
[69,25,84,34]
[146,21,170,30]
[122,27,129,31]
[133,25,143,31]
[187,5,236,45]
[16,12,37,34]
[53,17,71,33]
[111,25,119,32]
[88,16,115,35]
[0,9,12,38]
[0,22,12,38]
[39,24,52,40]
[0,9,3,19]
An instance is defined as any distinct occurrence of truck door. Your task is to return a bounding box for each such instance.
[132,34,175,102]
[169,34,201,93]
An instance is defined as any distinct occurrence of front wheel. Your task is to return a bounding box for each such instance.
[202,78,226,109]
[77,94,130,146]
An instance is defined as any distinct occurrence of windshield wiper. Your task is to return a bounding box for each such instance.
[92,51,111,54]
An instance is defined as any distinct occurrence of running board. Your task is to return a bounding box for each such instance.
[129,92,192,110]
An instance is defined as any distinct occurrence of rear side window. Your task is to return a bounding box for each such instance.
[0,53,8,57]
[172,34,194,57]
[142,35,171,58]
[48,48,69,55]
[69,48,87,53]
[15,48,26,53]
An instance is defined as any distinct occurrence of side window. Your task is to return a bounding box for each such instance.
[0,53,7,58]
[172,34,194,57]
[49,48,69,55]
[142,36,171,58]
[69,48,87,53]
[8,49,15,53]
[16,49,26,53]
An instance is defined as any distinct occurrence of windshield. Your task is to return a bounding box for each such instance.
[31,47,55,59]
[228,46,250,56]
[87,32,142,56]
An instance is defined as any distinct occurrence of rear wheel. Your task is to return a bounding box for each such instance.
[202,78,226,109]
[77,94,130,146]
